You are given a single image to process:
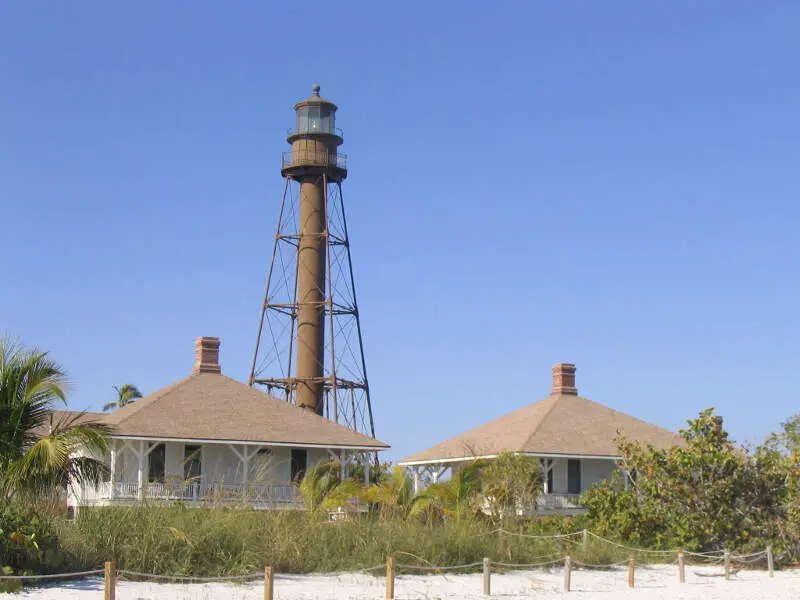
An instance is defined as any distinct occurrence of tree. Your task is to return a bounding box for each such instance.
[103,383,143,412]
[297,460,345,512]
[480,452,542,522]
[361,466,414,519]
[0,338,111,501]
[582,408,788,552]
[409,460,487,522]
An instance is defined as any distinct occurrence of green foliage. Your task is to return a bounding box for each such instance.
[102,383,143,412]
[298,460,342,512]
[480,452,542,522]
[409,460,488,523]
[0,338,111,502]
[361,467,414,519]
[58,506,632,576]
[582,408,794,555]
[0,504,67,579]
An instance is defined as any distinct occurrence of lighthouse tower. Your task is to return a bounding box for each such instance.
[250,85,375,438]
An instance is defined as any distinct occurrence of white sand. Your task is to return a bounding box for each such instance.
[3,565,800,599]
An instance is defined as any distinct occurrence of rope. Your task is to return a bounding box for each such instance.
[117,570,263,583]
[730,550,767,560]
[357,564,387,574]
[732,554,768,565]
[684,549,726,557]
[395,562,484,572]
[497,528,584,540]
[491,558,565,568]
[585,531,676,555]
[0,569,104,580]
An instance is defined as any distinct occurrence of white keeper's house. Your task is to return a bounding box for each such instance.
[51,337,388,511]
[399,363,681,513]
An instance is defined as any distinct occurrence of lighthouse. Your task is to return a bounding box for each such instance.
[250,85,375,437]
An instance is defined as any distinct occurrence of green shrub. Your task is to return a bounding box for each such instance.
[0,504,67,578]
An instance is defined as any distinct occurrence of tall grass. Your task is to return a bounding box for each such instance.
[55,507,659,576]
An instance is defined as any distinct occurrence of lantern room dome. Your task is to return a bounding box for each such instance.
[292,84,339,136]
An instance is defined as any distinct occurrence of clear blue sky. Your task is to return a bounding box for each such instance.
[2,1,799,462]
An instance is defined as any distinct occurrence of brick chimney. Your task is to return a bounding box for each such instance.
[551,362,577,395]
[193,337,221,374]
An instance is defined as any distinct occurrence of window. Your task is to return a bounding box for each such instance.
[546,467,554,493]
[184,445,201,482]
[148,443,166,483]
[291,449,308,482]
[567,459,581,494]
[296,107,334,134]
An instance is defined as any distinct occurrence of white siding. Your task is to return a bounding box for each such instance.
[582,459,616,492]
[545,457,617,494]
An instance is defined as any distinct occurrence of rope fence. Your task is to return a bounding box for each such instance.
[0,533,777,599]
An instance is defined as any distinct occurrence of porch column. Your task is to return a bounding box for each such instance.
[540,459,548,494]
[228,444,253,506]
[363,453,371,485]
[432,466,443,484]
[137,440,145,501]
[340,451,349,482]
[109,440,117,499]
[241,444,250,489]
[412,468,421,495]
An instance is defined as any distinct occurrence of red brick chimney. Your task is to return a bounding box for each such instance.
[194,337,221,374]
[551,362,577,395]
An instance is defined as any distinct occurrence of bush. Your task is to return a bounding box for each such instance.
[0,504,67,577]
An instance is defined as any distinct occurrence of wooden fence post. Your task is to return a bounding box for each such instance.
[104,561,115,600]
[386,556,395,600]
[677,549,685,584]
[767,546,774,578]
[627,556,634,588]
[483,557,490,596]
[264,566,273,600]
[582,529,588,551]
[563,556,571,593]
[724,550,730,580]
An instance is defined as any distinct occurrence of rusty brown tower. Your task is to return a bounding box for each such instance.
[250,84,376,438]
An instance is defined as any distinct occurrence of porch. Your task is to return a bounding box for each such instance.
[70,436,373,510]
[79,481,302,508]
[404,454,625,514]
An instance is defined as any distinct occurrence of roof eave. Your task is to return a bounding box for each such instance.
[109,434,388,452]
[398,451,623,466]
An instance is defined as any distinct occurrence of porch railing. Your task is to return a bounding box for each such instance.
[537,493,583,510]
[85,482,302,505]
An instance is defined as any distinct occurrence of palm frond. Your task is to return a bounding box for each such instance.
[0,338,109,501]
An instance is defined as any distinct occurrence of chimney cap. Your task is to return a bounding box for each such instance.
[551,362,578,396]
[194,336,221,375]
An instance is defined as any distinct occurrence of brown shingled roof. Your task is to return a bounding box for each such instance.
[102,372,388,450]
[400,368,681,465]
[33,410,108,438]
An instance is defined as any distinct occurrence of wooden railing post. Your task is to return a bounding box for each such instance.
[724,550,730,580]
[483,557,490,596]
[386,555,395,600]
[582,529,588,551]
[563,555,571,592]
[767,546,774,577]
[627,556,634,588]
[677,549,685,584]
[264,566,273,600]
[104,561,116,600]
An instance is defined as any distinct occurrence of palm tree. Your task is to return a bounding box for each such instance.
[409,460,488,522]
[362,466,414,519]
[103,383,143,412]
[0,338,111,501]
[298,460,344,511]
